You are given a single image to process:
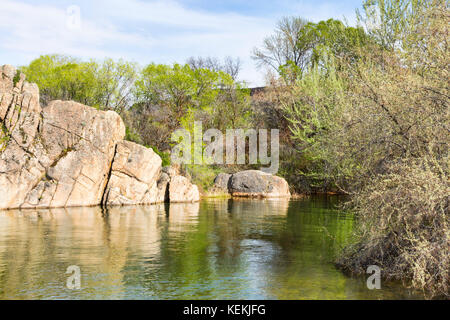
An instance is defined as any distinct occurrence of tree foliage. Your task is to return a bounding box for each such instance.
[252,17,368,83]
[283,0,449,296]
[21,55,138,114]
[129,63,250,151]
[20,56,251,154]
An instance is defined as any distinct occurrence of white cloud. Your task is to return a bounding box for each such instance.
[0,0,358,86]
[0,0,152,58]
[0,0,275,85]
[96,0,268,30]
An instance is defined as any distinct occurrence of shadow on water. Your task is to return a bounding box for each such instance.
[0,197,423,299]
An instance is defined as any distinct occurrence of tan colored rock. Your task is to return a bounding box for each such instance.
[0,66,45,209]
[21,101,125,208]
[169,175,200,203]
[228,170,291,198]
[103,141,162,205]
[1,65,200,209]
[1,64,126,209]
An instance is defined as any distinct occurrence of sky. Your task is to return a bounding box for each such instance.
[0,0,362,86]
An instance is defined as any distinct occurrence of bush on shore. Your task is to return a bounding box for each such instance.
[283,0,449,297]
[337,157,449,298]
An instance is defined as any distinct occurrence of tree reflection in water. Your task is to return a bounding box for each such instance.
[0,197,422,299]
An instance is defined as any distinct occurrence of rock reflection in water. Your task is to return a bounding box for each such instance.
[0,198,422,299]
[0,203,202,299]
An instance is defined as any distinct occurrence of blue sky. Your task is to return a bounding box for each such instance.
[0,0,362,86]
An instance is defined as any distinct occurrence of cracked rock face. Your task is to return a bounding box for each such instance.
[102,140,163,206]
[1,65,45,209]
[25,100,126,208]
[0,66,125,208]
[0,65,201,209]
[0,65,124,209]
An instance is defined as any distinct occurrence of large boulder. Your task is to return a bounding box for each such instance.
[0,65,125,209]
[226,170,291,198]
[102,141,162,205]
[0,65,201,209]
[169,175,200,203]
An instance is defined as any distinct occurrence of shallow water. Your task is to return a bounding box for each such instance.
[0,196,422,299]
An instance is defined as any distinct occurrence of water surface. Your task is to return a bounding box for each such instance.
[0,197,421,299]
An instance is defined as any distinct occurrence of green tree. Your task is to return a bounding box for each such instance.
[304,19,369,68]
[21,55,138,114]
[21,55,96,106]
[92,58,138,114]
[253,17,369,84]
[131,63,251,151]
[283,0,448,296]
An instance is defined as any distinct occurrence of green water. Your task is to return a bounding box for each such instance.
[0,196,421,299]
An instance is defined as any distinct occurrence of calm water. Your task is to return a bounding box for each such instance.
[0,196,422,300]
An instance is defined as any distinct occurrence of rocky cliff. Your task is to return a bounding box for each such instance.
[0,65,199,209]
